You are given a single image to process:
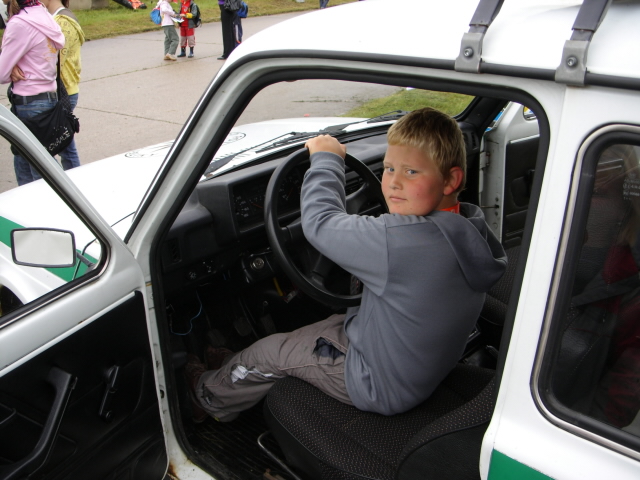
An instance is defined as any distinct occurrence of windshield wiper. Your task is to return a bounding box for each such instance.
[204,131,324,176]
[204,111,407,177]
[255,132,322,152]
[320,110,409,133]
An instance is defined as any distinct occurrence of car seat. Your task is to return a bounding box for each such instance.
[262,363,495,480]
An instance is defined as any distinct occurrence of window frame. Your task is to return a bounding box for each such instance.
[0,131,109,330]
[534,125,640,459]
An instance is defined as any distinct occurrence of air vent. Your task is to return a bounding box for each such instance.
[345,178,364,195]
[167,239,181,264]
[345,168,383,195]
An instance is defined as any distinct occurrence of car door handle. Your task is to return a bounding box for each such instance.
[0,367,76,480]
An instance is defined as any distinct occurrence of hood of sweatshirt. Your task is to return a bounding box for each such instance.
[57,12,86,46]
[11,5,65,49]
[428,203,507,293]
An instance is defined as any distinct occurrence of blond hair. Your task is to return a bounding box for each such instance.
[386,107,466,192]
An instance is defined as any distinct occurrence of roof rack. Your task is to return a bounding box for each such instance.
[555,0,612,86]
[455,0,504,73]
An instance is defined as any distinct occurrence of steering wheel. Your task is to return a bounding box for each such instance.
[264,147,387,308]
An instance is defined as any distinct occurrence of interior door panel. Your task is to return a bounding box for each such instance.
[0,292,166,480]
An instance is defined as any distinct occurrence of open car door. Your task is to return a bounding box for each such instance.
[0,109,167,479]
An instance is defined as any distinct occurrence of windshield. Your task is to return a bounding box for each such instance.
[203,81,473,178]
[204,111,409,177]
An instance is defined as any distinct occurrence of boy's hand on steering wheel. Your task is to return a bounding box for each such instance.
[305,134,346,159]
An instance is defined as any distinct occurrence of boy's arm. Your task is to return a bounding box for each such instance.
[301,145,390,295]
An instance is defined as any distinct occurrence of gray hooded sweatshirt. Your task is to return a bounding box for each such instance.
[301,151,507,415]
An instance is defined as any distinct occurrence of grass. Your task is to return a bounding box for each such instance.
[75,0,470,117]
[76,0,358,40]
[343,88,473,118]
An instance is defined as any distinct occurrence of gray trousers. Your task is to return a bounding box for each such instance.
[163,25,179,55]
[196,314,352,421]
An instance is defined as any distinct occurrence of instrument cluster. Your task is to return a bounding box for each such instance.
[233,166,305,228]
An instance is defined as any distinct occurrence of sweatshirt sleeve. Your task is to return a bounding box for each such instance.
[301,151,390,295]
[55,17,68,68]
[0,24,32,84]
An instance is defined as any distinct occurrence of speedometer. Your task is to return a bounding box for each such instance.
[278,169,302,209]
[233,166,305,228]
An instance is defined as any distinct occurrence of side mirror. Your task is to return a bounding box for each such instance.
[11,228,76,268]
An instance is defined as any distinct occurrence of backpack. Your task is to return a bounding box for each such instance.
[190,2,201,28]
[150,6,161,25]
[237,1,248,19]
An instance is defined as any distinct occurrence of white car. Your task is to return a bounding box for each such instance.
[0,116,385,306]
[1,1,640,479]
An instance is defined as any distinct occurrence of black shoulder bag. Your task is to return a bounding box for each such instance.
[223,0,242,12]
[8,53,80,157]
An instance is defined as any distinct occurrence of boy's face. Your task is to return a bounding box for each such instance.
[381,145,456,216]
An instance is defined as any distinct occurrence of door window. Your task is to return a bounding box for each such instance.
[0,135,103,320]
[540,134,640,453]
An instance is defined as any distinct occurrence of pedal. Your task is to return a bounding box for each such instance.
[259,314,277,335]
[207,328,227,347]
[234,316,253,337]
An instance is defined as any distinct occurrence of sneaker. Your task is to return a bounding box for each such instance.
[164,53,171,61]
[184,354,209,423]
[205,345,234,371]
[167,54,178,61]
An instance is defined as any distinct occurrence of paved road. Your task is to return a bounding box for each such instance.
[0,11,398,193]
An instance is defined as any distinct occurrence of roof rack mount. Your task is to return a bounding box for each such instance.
[456,0,613,84]
[555,0,613,86]
[455,0,504,74]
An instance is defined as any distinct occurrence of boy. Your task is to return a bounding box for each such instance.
[177,0,198,58]
[185,107,507,422]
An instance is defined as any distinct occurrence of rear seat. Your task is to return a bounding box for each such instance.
[480,245,520,329]
[461,244,520,366]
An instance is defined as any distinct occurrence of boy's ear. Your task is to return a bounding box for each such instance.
[443,167,464,196]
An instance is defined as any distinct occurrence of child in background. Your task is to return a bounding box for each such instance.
[233,1,247,48]
[177,0,198,58]
[157,0,180,61]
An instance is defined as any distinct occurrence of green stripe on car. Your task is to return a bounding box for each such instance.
[489,450,554,480]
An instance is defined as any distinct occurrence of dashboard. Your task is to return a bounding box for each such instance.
[159,135,389,294]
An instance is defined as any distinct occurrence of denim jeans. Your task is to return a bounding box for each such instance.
[13,97,57,186]
[59,93,80,170]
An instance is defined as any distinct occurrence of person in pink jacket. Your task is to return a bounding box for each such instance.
[0,0,64,185]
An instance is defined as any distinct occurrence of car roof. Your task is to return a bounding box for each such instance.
[222,0,640,83]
